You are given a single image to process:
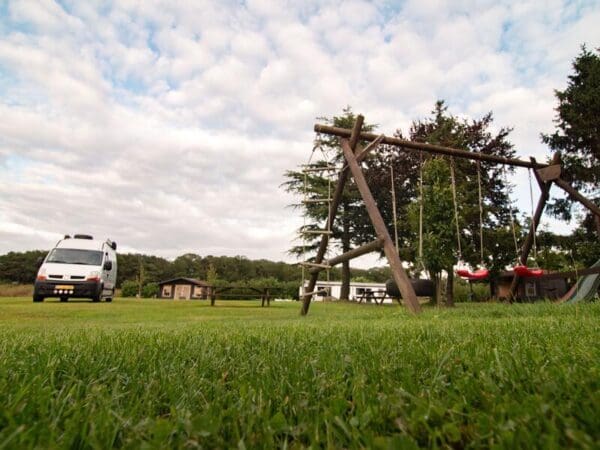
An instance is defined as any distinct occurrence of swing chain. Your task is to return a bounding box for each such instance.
[418,152,424,267]
[476,160,485,266]
[390,162,399,252]
[528,169,538,263]
[503,166,520,262]
[449,157,462,262]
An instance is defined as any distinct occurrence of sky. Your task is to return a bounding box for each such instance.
[0,0,599,267]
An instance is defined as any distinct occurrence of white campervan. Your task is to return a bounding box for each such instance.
[33,234,117,303]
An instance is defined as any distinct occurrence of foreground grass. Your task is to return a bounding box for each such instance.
[0,298,598,449]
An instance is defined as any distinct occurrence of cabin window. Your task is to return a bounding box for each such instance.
[162,286,172,297]
[193,286,204,297]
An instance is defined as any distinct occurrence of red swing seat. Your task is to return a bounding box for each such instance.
[513,265,543,277]
[456,268,489,281]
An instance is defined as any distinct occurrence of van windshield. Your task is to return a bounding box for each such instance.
[46,249,103,266]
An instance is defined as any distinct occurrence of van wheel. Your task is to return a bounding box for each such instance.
[60,297,68,302]
[105,297,113,303]
[33,295,44,302]
[92,284,103,302]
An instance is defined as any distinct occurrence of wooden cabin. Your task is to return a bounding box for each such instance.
[158,278,212,300]
[492,271,568,301]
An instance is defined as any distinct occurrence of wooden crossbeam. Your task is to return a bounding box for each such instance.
[302,230,333,235]
[302,198,332,203]
[299,262,332,269]
[340,134,385,172]
[302,166,338,173]
[553,177,600,219]
[302,290,330,298]
[356,134,385,163]
[308,239,384,274]
[314,124,547,169]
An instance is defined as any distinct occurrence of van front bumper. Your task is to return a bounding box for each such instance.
[34,280,102,299]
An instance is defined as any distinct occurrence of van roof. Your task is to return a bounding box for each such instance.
[56,238,110,251]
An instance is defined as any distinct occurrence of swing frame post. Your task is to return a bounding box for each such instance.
[307,239,384,275]
[303,121,600,310]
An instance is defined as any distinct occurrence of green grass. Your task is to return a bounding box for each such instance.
[0,298,598,449]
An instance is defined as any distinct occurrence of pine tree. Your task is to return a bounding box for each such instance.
[283,107,374,300]
[541,46,600,223]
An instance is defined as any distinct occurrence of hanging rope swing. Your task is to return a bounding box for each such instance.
[416,151,428,275]
[512,168,543,278]
[451,158,489,281]
[386,155,435,299]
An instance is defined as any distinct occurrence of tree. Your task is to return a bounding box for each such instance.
[121,280,138,297]
[283,107,374,300]
[364,102,517,305]
[171,253,203,278]
[409,158,456,304]
[541,46,600,224]
[537,220,600,270]
[413,103,518,304]
[116,253,172,288]
[0,250,47,284]
[206,263,218,286]
[136,256,144,298]
[142,282,159,298]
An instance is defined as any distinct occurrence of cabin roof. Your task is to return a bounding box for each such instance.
[158,277,209,286]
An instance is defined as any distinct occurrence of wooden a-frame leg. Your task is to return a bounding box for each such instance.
[341,138,421,314]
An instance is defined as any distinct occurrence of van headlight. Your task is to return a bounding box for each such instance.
[86,271,101,282]
[36,268,47,281]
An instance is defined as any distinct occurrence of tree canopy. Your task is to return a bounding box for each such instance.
[541,46,600,221]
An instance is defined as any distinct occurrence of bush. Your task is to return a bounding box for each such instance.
[142,282,159,298]
[121,280,138,297]
[453,279,490,302]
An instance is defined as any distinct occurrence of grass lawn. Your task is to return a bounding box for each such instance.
[0,297,598,449]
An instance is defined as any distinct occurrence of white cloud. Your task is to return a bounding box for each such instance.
[0,0,599,268]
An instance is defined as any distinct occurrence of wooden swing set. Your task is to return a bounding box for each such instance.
[300,115,600,315]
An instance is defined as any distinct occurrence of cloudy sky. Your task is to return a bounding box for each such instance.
[0,0,598,266]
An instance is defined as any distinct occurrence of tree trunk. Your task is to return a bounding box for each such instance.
[429,272,441,306]
[445,268,455,307]
[341,261,350,300]
[340,211,351,300]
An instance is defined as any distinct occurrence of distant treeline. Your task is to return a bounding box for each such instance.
[0,251,392,297]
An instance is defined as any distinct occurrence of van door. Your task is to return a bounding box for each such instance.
[102,247,115,292]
